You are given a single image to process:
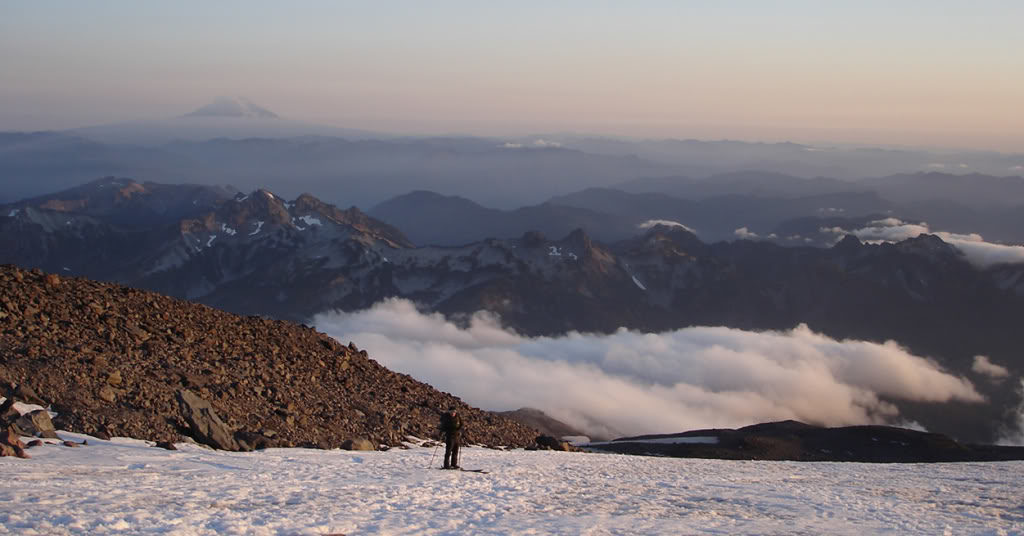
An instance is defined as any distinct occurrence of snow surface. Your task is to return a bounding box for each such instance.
[2,432,1022,535]
[7,209,19,217]
[205,235,217,248]
[249,220,264,236]
[632,275,647,290]
[220,223,237,236]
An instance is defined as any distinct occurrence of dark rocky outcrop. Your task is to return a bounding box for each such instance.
[535,434,582,452]
[1,425,29,458]
[590,420,1024,463]
[0,265,537,450]
[497,407,590,441]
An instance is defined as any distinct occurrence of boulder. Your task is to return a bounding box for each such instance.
[15,409,59,439]
[0,425,29,458]
[341,438,376,451]
[98,385,117,403]
[175,389,241,451]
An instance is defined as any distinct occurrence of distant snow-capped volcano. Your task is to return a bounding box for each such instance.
[182,96,279,119]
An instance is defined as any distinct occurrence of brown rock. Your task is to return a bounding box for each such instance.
[15,409,59,439]
[341,438,376,451]
[98,385,117,403]
[1,425,24,448]
[175,389,241,451]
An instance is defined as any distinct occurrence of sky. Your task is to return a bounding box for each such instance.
[2,1,1023,150]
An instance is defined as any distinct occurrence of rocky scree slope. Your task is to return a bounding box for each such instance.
[0,265,536,449]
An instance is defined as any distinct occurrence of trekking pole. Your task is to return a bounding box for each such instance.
[428,442,440,469]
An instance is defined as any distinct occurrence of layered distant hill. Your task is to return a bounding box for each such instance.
[371,178,1024,246]
[4,99,1023,210]
[2,178,1023,443]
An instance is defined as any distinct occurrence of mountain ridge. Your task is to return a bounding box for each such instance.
[2,178,1023,443]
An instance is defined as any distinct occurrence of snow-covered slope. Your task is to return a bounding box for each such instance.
[2,432,1021,535]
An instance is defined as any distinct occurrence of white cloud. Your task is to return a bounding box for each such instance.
[824,218,1024,268]
[315,299,982,439]
[499,142,523,149]
[972,355,1009,379]
[927,163,946,169]
[734,227,759,239]
[998,379,1024,446]
[1012,165,1023,172]
[637,219,696,234]
[532,139,561,148]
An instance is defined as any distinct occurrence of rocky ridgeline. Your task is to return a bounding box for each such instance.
[0,265,537,450]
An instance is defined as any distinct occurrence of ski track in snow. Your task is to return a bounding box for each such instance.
[1,432,1022,535]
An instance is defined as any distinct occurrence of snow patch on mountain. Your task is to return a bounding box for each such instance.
[638,219,697,234]
[297,215,322,227]
[183,96,279,119]
[249,220,264,235]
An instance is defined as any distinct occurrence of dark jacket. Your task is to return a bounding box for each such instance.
[440,412,462,438]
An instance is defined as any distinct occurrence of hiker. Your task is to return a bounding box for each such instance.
[439,406,462,469]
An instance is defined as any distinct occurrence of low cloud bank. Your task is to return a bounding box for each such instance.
[315,299,982,439]
[998,379,1024,446]
[823,218,1024,268]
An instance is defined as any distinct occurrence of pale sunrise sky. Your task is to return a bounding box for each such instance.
[1,1,1022,150]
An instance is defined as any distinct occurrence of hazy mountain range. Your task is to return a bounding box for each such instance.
[2,177,1023,443]
[3,98,1023,211]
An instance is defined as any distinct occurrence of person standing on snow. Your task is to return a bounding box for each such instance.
[439,406,462,469]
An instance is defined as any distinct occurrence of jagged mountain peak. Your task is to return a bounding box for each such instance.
[182,96,279,119]
[218,189,291,227]
[894,233,964,260]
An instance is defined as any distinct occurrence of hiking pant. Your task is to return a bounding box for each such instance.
[444,433,460,468]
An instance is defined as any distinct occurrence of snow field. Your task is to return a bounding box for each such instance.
[1,432,1022,535]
